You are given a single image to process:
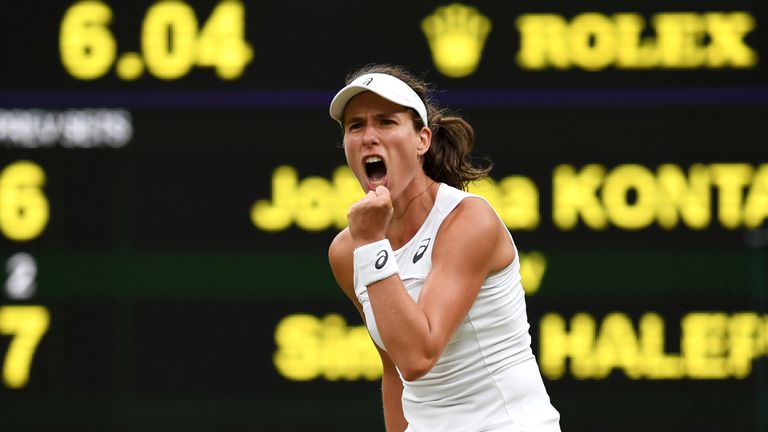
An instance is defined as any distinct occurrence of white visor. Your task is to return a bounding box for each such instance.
[329,73,428,127]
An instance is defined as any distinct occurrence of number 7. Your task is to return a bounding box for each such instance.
[0,306,50,389]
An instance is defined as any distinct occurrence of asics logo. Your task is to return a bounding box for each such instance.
[375,250,388,269]
[412,238,431,263]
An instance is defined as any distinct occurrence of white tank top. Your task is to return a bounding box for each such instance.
[354,183,561,432]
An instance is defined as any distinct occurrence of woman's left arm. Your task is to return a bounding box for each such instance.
[367,197,511,381]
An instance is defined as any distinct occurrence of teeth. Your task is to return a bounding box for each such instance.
[365,156,382,164]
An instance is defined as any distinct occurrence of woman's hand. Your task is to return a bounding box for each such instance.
[348,185,394,247]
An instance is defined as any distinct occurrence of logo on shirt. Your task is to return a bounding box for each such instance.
[375,250,388,269]
[412,237,431,263]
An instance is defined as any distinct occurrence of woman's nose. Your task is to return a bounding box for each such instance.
[362,124,378,146]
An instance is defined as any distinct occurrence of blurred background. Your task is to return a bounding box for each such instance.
[1,0,767,430]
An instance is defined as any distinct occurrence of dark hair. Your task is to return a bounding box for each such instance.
[344,64,491,190]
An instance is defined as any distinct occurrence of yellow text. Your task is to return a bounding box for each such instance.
[252,163,768,233]
[275,310,768,382]
[0,161,50,241]
[251,166,363,232]
[467,176,540,230]
[60,0,252,81]
[0,306,50,388]
[251,166,539,232]
[519,251,546,295]
[540,311,768,380]
[273,314,382,381]
[553,163,768,230]
[516,12,757,70]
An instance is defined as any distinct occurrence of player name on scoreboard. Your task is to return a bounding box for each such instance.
[273,311,768,382]
[251,163,768,233]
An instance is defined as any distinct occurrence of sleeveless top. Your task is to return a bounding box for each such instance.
[354,183,561,432]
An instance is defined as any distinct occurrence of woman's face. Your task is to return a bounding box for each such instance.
[342,91,430,196]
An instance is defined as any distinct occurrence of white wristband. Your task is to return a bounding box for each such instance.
[354,239,399,288]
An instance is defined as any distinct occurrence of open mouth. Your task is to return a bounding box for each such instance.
[364,156,387,184]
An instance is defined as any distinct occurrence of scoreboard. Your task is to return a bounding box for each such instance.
[1,1,767,430]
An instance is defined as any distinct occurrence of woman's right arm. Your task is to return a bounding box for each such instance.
[329,229,407,431]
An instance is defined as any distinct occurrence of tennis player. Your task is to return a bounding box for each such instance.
[328,64,561,431]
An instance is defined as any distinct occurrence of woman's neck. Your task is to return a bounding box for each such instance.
[387,176,438,249]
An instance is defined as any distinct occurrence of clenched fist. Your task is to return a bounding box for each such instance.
[348,185,394,247]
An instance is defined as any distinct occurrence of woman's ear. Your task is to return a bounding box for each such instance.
[416,126,432,156]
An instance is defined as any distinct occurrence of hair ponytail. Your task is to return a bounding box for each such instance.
[345,64,492,190]
[423,107,491,190]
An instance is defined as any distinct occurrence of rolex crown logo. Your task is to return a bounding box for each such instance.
[421,3,492,78]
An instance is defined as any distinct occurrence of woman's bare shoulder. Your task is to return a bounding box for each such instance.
[436,196,514,273]
[329,228,354,263]
[444,196,499,233]
[328,228,356,299]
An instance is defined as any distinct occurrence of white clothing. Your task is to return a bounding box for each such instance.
[354,183,560,432]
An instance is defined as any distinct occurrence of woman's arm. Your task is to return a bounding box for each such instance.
[329,229,408,431]
[364,197,513,381]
